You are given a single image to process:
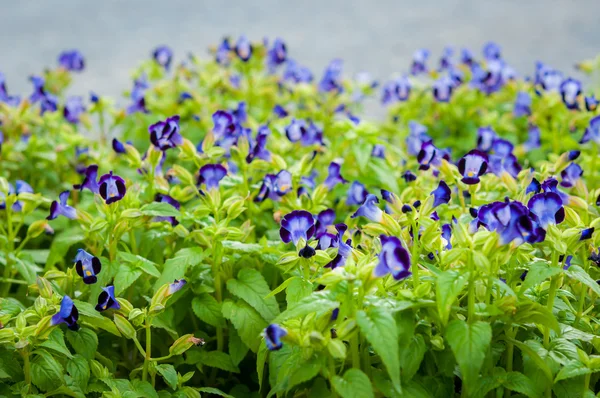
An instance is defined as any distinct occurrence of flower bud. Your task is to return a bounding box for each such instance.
[128,308,145,326]
[0,328,16,344]
[27,220,48,239]
[116,298,133,317]
[169,334,205,356]
[327,339,347,359]
[34,315,54,339]
[114,314,136,339]
[36,276,54,299]
[90,359,111,379]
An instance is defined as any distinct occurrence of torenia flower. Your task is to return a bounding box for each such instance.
[246,125,271,163]
[280,210,315,245]
[315,209,336,238]
[381,76,411,104]
[483,41,501,60]
[74,249,102,284]
[371,144,385,158]
[580,115,600,145]
[285,119,306,143]
[406,121,430,156]
[152,46,173,70]
[99,171,126,204]
[63,96,85,124]
[346,181,368,205]
[319,59,343,93]
[410,49,429,75]
[559,78,581,110]
[168,279,187,296]
[417,141,449,171]
[48,191,77,220]
[374,235,411,280]
[351,194,383,222]
[263,324,287,351]
[560,162,583,188]
[197,164,227,191]
[75,165,99,193]
[458,150,488,184]
[527,192,565,228]
[154,194,180,225]
[324,162,348,190]
[524,124,541,151]
[283,59,313,83]
[475,199,545,245]
[255,170,292,202]
[51,295,80,331]
[477,127,497,152]
[0,180,33,212]
[267,38,287,70]
[585,95,598,111]
[432,76,454,102]
[149,115,183,151]
[95,285,120,312]
[513,92,532,117]
[431,181,451,207]
[441,224,452,250]
[58,49,85,71]
[234,35,252,62]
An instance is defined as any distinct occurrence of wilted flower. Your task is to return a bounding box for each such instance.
[527,192,565,228]
[458,150,488,184]
[58,49,85,71]
[51,295,79,331]
[95,285,120,312]
[263,324,287,351]
[48,191,77,220]
[198,164,227,191]
[280,210,315,245]
[324,162,347,190]
[374,235,411,280]
[431,181,451,207]
[99,172,126,204]
[560,162,583,188]
[74,249,101,284]
[351,194,383,222]
[559,78,581,110]
[149,115,183,151]
[153,46,173,70]
[234,35,253,62]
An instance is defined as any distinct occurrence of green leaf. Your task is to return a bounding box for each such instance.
[114,263,143,296]
[73,300,121,336]
[554,360,591,383]
[352,141,372,172]
[39,328,72,358]
[67,354,90,390]
[228,327,249,366]
[192,294,225,327]
[196,387,235,398]
[154,247,206,291]
[31,349,64,392]
[46,228,84,269]
[156,364,178,390]
[274,293,338,323]
[221,240,263,253]
[445,320,492,391]
[119,252,161,278]
[265,276,298,299]
[356,307,401,393]
[400,334,427,381]
[510,339,553,383]
[226,268,280,322]
[13,256,38,284]
[566,264,600,296]
[140,202,181,217]
[286,277,313,306]
[66,328,98,360]
[503,372,540,398]
[436,270,468,326]
[257,342,268,391]
[193,350,240,373]
[520,261,562,294]
[513,300,560,332]
[331,369,374,398]
[132,380,159,398]
[222,300,267,352]
[287,356,323,392]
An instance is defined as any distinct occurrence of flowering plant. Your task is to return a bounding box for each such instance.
[1,39,600,397]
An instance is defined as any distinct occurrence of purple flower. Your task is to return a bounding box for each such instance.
[589,249,600,266]
[560,163,583,188]
[302,122,324,146]
[254,170,292,202]
[285,119,322,146]
[167,279,187,295]
[346,181,368,206]
[273,105,288,118]
[154,194,180,225]
[95,285,120,312]
[149,115,183,151]
[285,118,306,143]
[402,170,417,183]
[351,194,383,222]
[58,50,85,71]
[51,295,79,331]
[153,46,173,70]
[514,92,532,117]
[527,192,565,228]
[439,47,454,70]
[319,59,344,93]
[539,65,563,91]
[526,178,542,195]
[283,59,313,84]
[458,150,488,184]
[215,38,231,65]
[267,38,287,70]
[541,178,569,205]
[371,144,385,159]
[263,324,287,351]
[461,48,475,66]
[441,224,452,250]
[432,76,454,102]
[417,141,449,171]
[410,49,429,75]
[483,42,501,60]
[280,210,315,245]
[112,138,132,154]
[246,125,271,163]
[489,153,522,179]
[41,94,58,115]
[471,61,504,94]
[74,165,99,194]
[407,122,430,156]
[324,162,347,190]
[559,78,581,110]
[326,224,352,269]
[476,199,545,245]
[98,171,126,204]
[198,164,227,191]
[585,95,598,112]
[234,35,252,62]
[431,181,451,207]
[381,76,411,104]
[477,127,497,152]
[126,75,149,114]
[315,209,336,238]
[581,115,600,145]
[63,96,85,124]
[581,227,595,241]
[29,76,46,103]
[48,191,77,220]
[374,235,411,280]
[74,249,101,284]
[0,72,20,106]
[524,124,541,151]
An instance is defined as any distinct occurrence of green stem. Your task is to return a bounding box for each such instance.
[544,252,559,348]
[467,251,476,324]
[132,336,146,358]
[142,320,152,382]
[211,241,224,384]
[504,328,514,398]
[1,209,14,296]
[129,230,137,254]
[347,280,360,369]
[590,144,598,191]
[410,218,420,289]
[21,349,30,393]
[574,247,590,327]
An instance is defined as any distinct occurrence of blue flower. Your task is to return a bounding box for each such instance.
[476,127,497,152]
[581,115,600,145]
[75,165,99,193]
[527,192,565,228]
[63,96,86,124]
[215,38,231,65]
[254,170,292,202]
[476,199,545,245]
[285,119,322,146]
[198,164,227,191]
[514,92,532,117]
[441,224,452,250]
[381,76,411,104]
[581,227,595,241]
[126,75,149,114]
[489,153,522,179]
[280,210,315,245]
[432,76,454,102]
[352,194,383,222]
[98,172,126,204]
[438,47,454,70]
[374,235,411,280]
[324,162,348,190]
[273,104,288,118]
[48,191,77,220]
[482,42,501,60]
[346,181,368,205]
[406,121,430,156]
[526,178,541,195]
[0,72,20,106]
[538,64,563,91]
[541,178,569,205]
[153,46,173,70]
[431,181,451,207]
[402,170,417,183]
[585,95,598,112]
[560,162,583,188]
[167,279,187,296]
[460,48,475,66]
[149,115,183,151]
[559,78,581,110]
[112,138,132,154]
[371,144,385,159]
[285,118,306,143]
[410,49,429,75]
[267,38,287,70]
[95,285,120,312]
[263,324,287,351]
[283,59,313,83]
[29,76,46,103]
[417,141,449,171]
[458,150,488,184]
[246,125,271,163]
[524,124,542,151]
[51,295,80,331]
[74,249,101,284]
[40,94,59,115]
[58,50,85,71]
[315,209,336,238]
[234,35,253,62]
[319,59,343,93]
[326,224,352,269]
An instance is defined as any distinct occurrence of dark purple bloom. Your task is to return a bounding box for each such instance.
[441,224,452,250]
[234,35,252,62]
[58,50,85,71]
[581,227,595,241]
[149,115,182,151]
[407,121,430,156]
[410,49,429,75]
[432,76,454,102]
[477,127,497,152]
[112,138,130,154]
[589,249,600,266]
[581,115,600,145]
[560,78,582,110]
[76,165,99,194]
[215,38,231,65]
[539,65,563,91]
[283,59,313,83]
[267,38,287,70]
[315,209,336,238]
[526,178,541,195]
[326,224,352,269]
[560,162,583,188]
[458,150,488,184]
[153,46,173,70]
[585,95,598,112]
[254,170,292,202]
[29,76,46,103]
[95,285,120,312]
[263,324,287,351]
[63,96,85,124]
[346,181,368,205]
[567,150,581,161]
[471,61,504,95]
[524,124,541,151]
[285,118,306,143]
[483,42,501,60]
[371,144,385,158]
[402,170,417,183]
[319,59,343,93]
[417,141,449,171]
[331,308,339,321]
[48,191,77,220]
[527,192,565,228]
[381,189,398,205]
[374,235,411,280]
[302,121,324,146]
[273,104,288,118]
[514,92,532,117]
[167,279,187,295]
[381,76,411,104]
[51,295,79,331]
[439,47,454,70]
[541,178,569,205]
[198,164,227,191]
[476,199,545,245]
[461,48,475,66]
[324,162,347,190]
[90,92,99,104]
[154,194,180,225]
[280,210,315,245]
[489,153,522,179]
[563,255,573,270]
[351,194,383,222]
[74,249,101,284]
[431,181,451,207]
[40,94,59,115]
[246,125,271,163]
[98,171,126,204]
[401,204,412,213]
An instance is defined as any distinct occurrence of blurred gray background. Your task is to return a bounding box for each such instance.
[1,0,599,100]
